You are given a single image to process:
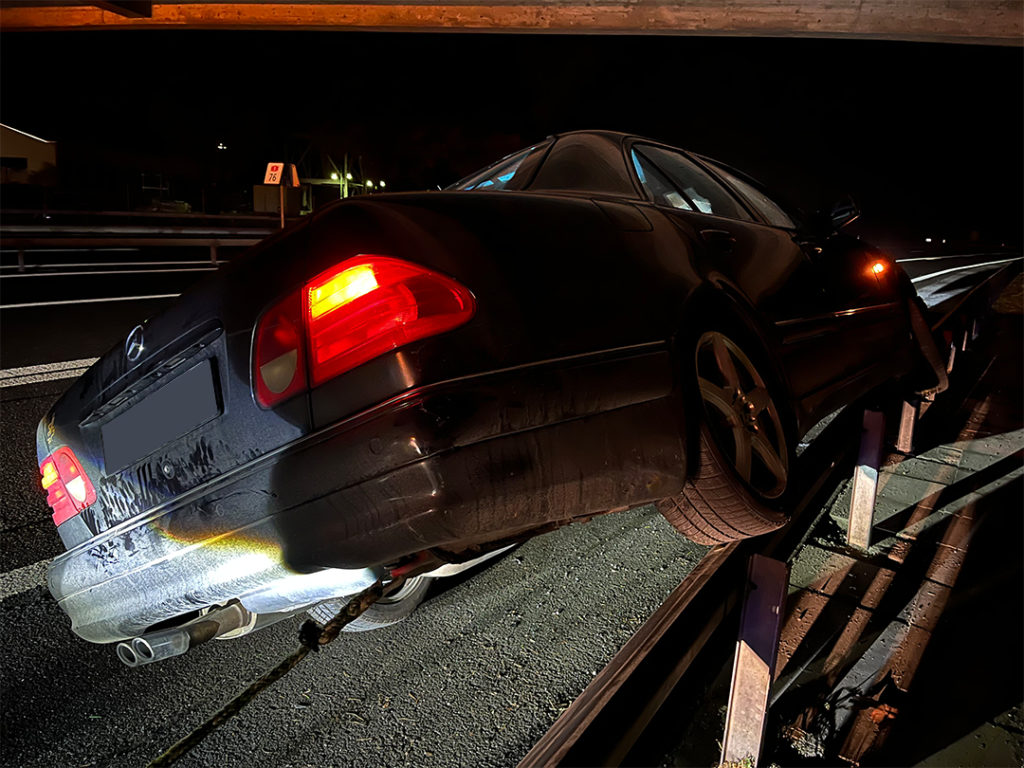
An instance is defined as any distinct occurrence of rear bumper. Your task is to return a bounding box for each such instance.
[48,344,686,643]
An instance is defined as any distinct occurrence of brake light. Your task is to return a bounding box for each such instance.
[304,257,475,386]
[253,256,476,407]
[39,446,96,526]
[870,260,887,275]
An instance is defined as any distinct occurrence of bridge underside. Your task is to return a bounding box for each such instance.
[1,1,1021,45]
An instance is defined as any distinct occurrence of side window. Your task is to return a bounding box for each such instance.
[631,149,693,211]
[635,145,752,221]
[704,161,796,229]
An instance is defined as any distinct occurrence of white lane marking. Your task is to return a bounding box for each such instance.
[2,259,226,269]
[896,253,1009,263]
[910,257,1020,284]
[1,267,217,279]
[0,557,53,600]
[0,293,179,309]
[0,357,99,388]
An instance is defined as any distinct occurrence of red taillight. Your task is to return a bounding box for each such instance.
[39,446,96,526]
[304,257,476,386]
[252,256,475,407]
[254,291,308,408]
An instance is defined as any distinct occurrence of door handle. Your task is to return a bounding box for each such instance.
[700,228,736,254]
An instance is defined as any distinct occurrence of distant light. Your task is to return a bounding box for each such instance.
[330,172,339,180]
[345,172,353,180]
[942,239,947,244]
[216,142,227,150]
[924,237,932,243]
[379,180,386,188]
[365,180,373,188]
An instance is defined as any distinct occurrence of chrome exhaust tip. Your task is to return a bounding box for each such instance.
[115,602,253,667]
[115,641,140,667]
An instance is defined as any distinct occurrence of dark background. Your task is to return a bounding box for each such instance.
[1,31,1021,252]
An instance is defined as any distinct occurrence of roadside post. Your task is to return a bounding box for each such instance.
[264,162,300,229]
[896,399,920,454]
[848,410,885,550]
[720,554,788,767]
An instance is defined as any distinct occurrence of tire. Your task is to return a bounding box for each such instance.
[657,328,795,546]
[307,576,433,633]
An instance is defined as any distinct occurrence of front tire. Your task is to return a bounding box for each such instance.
[658,329,795,545]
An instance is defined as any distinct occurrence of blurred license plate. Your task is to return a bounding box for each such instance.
[102,359,220,472]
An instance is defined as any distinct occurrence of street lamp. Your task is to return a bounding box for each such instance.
[379,180,386,188]
[330,172,339,181]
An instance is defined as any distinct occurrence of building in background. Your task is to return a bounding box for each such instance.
[0,123,57,186]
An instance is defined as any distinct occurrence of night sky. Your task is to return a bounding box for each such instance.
[2,30,1021,251]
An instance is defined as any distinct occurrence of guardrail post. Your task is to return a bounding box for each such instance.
[17,249,25,272]
[848,409,885,551]
[896,398,919,455]
[720,554,788,768]
[210,241,219,265]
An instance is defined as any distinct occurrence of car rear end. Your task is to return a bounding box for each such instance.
[38,193,689,653]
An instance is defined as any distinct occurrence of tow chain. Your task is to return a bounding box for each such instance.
[148,581,385,767]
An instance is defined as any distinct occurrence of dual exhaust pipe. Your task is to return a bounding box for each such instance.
[116,603,252,667]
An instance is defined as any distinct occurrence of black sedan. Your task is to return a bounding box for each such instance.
[36,130,939,664]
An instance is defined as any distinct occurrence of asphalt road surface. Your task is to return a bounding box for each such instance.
[0,241,1018,767]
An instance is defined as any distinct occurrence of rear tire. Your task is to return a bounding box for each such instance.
[344,576,432,632]
[658,328,795,545]
[307,576,433,633]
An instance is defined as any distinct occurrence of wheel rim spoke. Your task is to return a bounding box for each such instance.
[698,376,735,419]
[733,429,753,482]
[711,334,741,391]
[752,433,787,485]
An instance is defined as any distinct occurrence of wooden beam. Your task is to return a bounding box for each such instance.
[2,1,1021,45]
[92,1,152,18]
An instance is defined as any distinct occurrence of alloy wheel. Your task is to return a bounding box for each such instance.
[694,331,789,499]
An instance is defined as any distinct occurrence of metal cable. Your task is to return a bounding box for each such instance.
[148,581,384,767]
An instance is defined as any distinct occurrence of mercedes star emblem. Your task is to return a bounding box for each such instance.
[125,325,145,363]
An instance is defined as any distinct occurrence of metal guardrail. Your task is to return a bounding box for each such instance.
[520,264,1021,767]
[0,226,272,268]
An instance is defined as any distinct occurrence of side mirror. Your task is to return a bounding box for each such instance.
[803,195,861,238]
[829,195,860,230]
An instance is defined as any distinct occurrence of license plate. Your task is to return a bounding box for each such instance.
[102,359,220,472]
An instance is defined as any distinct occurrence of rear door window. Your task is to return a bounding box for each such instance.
[634,145,753,221]
[701,160,797,229]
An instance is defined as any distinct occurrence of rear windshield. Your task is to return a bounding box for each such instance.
[448,141,551,191]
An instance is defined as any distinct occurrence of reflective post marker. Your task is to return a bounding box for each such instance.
[720,554,788,768]
[848,409,885,551]
[896,399,919,455]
